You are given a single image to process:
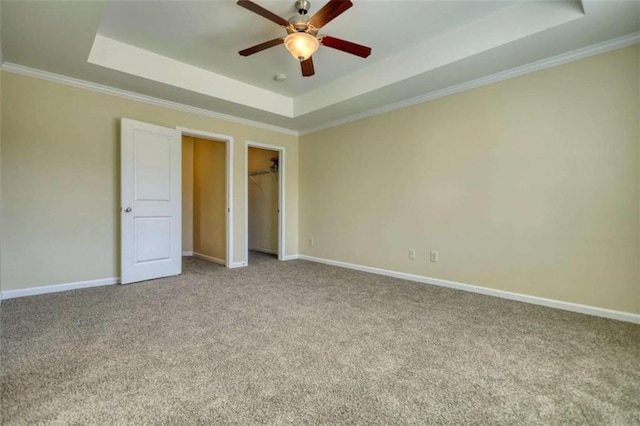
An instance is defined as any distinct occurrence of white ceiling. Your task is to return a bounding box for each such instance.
[1,0,639,133]
[98,1,512,97]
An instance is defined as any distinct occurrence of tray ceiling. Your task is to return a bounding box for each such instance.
[1,1,639,133]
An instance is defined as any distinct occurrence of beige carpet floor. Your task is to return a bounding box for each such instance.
[1,252,639,424]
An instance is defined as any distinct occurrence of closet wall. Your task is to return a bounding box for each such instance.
[248,147,278,254]
[182,136,226,263]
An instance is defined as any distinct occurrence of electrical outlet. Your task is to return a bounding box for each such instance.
[309,237,314,247]
[430,250,439,263]
[409,249,416,260]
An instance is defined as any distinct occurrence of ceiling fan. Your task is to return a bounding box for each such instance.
[237,0,371,77]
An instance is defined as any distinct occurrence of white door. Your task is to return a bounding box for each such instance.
[121,118,181,284]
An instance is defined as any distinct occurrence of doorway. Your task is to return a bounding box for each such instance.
[245,141,285,263]
[179,127,233,268]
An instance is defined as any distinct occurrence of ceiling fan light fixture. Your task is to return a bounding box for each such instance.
[284,32,319,61]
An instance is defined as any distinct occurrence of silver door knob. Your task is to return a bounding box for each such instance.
[124,207,132,212]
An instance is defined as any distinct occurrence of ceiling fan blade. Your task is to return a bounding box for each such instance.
[307,0,353,29]
[239,38,284,56]
[321,35,371,58]
[237,0,290,27]
[301,57,315,77]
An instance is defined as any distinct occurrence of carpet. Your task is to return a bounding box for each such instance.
[1,252,639,424]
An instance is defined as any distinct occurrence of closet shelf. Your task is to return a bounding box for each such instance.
[248,168,278,177]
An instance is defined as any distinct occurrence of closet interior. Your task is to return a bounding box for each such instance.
[248,146,279,259]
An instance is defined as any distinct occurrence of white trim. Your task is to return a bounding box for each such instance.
[1,277,119,300]
[245,141,286,264]
[249,247,278,255]
[178,127,234,269]
[282,254,299,261]
[182,251,194,256]
[0,62,298,137]
[298,32,640,135]
[193,252,226,266]
[0,0,3,66]
[229,261,248,269]
[298,255,640,325]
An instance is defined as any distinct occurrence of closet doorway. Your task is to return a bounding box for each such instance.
[180,128,233,268]
[245,141,285,263]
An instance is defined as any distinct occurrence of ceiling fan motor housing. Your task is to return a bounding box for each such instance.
[287,12,312,33]
[294,0,311,15]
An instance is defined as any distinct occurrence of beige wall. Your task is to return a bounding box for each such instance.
[0,72,298,291]
[0,45,637,316]
[300,45,640,314]
[193,137,226,261]
[248,147,278,254]
[182,136,194,253]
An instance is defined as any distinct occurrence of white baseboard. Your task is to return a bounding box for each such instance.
[182,251,193,256]
[247,248,298,261]
[193,252,225,266]
[1,277,120,301]
[4,256,635,324]
[298,255,640,325]
[249,246,278,255]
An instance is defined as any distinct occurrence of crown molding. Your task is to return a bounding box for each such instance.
[298,31,640,136]
[1,31,638,138]
[0,62,299,137]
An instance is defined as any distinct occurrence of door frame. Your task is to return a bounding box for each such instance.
[178,127,234,268]
[245,141,285,262]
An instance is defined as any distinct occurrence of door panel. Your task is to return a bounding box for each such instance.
[121,118,181,284]
[135,217,172,263]
[134,133,172,201]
